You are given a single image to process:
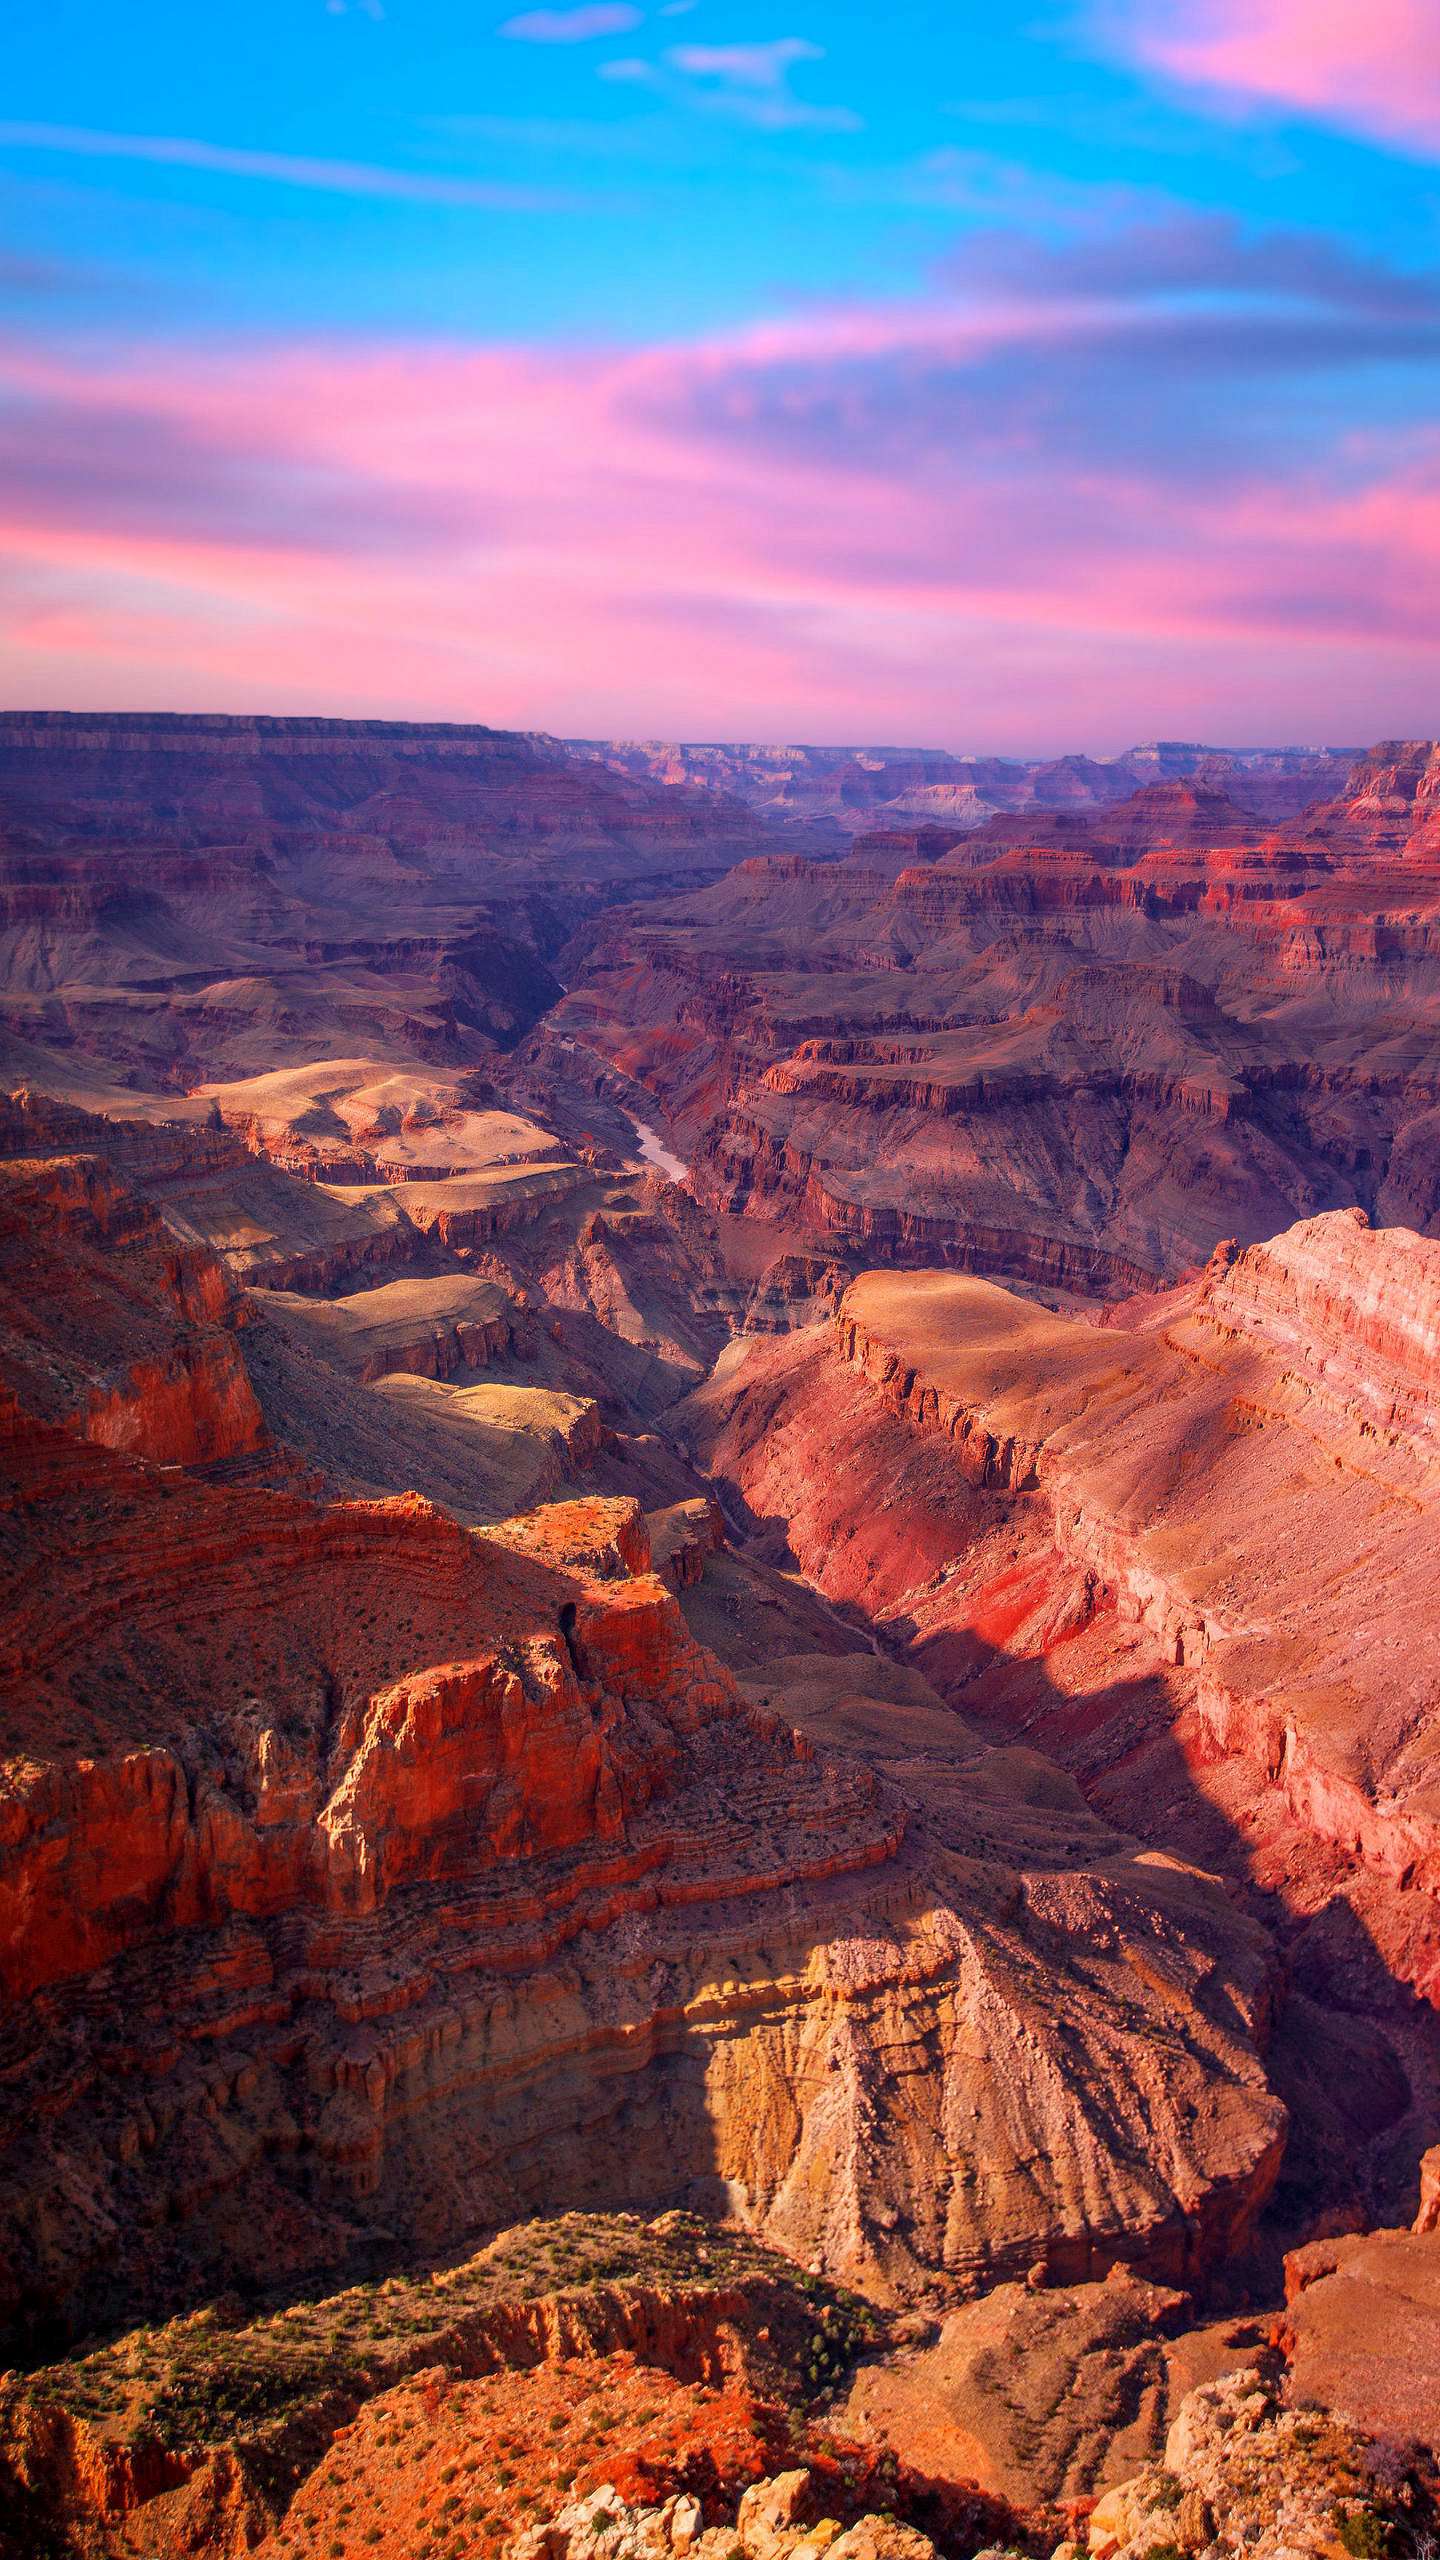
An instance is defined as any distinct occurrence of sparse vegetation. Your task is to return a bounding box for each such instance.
[1338,2514,1399,2560]
[14,2208,876,2471]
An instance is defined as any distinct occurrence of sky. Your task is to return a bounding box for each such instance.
[1,0,1437,749]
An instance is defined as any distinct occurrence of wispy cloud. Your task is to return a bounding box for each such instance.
[1101,0,1440,157]
[600,36,861,130]
[947,209,1440,318]
[0,122,563,208]
[667,38,820,88]
[499,4,642,39]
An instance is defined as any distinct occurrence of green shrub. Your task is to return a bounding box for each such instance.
[1337,2513,1394,2560]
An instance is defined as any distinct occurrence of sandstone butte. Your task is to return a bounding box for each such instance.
[2,723,1440,2560]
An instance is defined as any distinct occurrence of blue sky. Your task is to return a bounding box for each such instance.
[1,0,1437,745]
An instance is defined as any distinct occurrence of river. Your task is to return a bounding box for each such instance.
[631,1118,689,1184]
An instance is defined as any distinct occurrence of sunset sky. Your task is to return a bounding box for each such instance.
[2,0,1437,746]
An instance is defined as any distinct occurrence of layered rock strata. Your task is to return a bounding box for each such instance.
[682,1210,1440,2228]
[0,1148,264,1466]
[0,1412,1285,2341]
[0,711,762,1096]
[0,1151,1290,2349]
[548,745,1440,1290]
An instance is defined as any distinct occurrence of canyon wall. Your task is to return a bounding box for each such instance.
[572,739,1356,840]
[681,1209,1440,2236]
[0,712,766,1097]
[7,720,1440,2556]
[546,752,1440,1292]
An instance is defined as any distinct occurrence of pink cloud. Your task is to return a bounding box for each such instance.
[2,293,1438,746]
[1112,0,1440,155]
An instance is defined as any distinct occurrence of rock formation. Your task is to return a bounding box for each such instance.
[837,2272,1266,2509]
[0,2213,1021,2560]
[1081,2362,1436,2560]
[545,742,1440,1292]
[1280,2172,1440,2455]
[0,1146,264,1466]
[572,741,1355,842]
[0,1401,1286,2341]
[682,1211,1440,2237]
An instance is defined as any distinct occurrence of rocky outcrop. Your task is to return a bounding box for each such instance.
[0,1392,1286,2340]
[260,1272,524,1381]
[648,1499,727,1591]
[1310,739,1440,854]
[513,2472,946,2558]
[1202,1209,1440,1452]
[1280,2208,1440,2452]
[0,1147,264,1465]
[838,2271,1266,2510]
[336,1160,587,1251]
[1082,2365,1436,2560]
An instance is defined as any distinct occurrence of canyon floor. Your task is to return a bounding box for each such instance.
[2,716,1440,2560]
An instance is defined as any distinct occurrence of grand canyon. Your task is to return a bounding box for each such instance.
[2,708,1439,2560]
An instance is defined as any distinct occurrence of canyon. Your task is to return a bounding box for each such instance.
[548,745,1440,1290]
[1,714,1439,2560]
[572,743,1358,843]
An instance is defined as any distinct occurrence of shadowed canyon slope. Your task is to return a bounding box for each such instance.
[0,712,765,1096]
[4,722,1440,2560]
